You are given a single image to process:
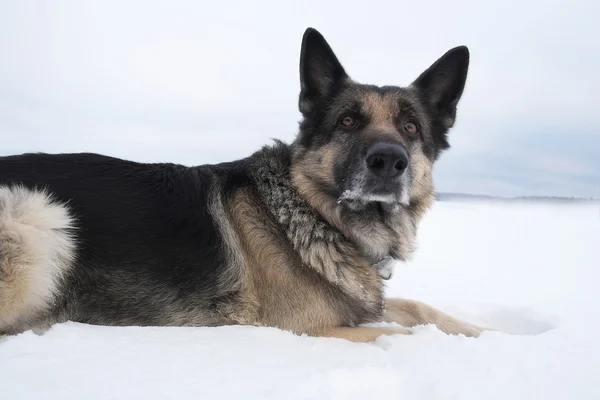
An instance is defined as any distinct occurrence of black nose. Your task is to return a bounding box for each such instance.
[365,143,409,178]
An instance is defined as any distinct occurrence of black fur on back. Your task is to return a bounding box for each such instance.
[0,152,252,326]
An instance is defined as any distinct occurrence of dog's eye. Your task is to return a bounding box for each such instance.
[340,115,355,127]
[404,122,418,134]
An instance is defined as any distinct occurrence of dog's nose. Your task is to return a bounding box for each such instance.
[365,143,409,178]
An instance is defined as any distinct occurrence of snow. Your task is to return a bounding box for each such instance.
[2,200,599,399]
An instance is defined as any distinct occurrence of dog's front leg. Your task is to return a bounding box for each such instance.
[382,298,486,337]
[309,325,412,343]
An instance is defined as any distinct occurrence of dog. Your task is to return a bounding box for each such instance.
[0,28,485,342]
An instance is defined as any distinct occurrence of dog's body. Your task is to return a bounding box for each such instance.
[0,28,485,341]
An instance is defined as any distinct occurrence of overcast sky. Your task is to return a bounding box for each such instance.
[1,0,598,198]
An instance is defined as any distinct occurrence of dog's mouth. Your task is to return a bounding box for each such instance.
[337,168,411,209]
[337,185,410,209]
[337,191,409,219]
[339,190,396,204]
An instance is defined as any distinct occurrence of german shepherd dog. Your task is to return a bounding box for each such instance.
[0,28,485,342]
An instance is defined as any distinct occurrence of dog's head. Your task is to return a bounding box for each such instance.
[291,28,469,212]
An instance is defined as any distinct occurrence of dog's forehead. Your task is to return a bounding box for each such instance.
[360,90,398,119]
[336,83,420,116]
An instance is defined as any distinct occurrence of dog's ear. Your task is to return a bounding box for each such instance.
[299,28,348,114]
[412,46,470,129]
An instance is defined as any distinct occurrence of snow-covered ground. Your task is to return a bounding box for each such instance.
[2,200,599,399]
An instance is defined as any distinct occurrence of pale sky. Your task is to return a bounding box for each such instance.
[1,0,598,198]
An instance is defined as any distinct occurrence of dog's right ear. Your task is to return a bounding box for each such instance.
[299,28,348,114]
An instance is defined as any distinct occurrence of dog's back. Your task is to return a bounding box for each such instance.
[0,153,240,333]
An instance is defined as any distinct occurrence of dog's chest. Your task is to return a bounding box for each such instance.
[251,159,383,308]
[344,207,417,262]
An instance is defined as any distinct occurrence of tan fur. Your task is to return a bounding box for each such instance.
[0,185,76,332]
[290,151,347,236]
[306,298,485,343]
[359,91,410,150]
[207,182,246,293]
[227,188,346,333]
[407,145,436,223]
[383,298,484,337]
[312,325,412,342]
[360,91,400,130]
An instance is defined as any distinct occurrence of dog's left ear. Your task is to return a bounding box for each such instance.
[299,28,348,115]
[412,46,470,129]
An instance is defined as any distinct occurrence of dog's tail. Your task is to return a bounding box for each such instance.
[0,185,76,333]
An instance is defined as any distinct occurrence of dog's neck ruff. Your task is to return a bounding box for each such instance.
[249,143,384,308]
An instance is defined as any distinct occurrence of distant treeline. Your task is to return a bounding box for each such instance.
[435,193,599,203]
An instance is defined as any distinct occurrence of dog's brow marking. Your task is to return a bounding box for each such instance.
[360,91,400,128]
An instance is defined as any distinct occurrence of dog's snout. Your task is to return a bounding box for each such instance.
[365,143,408,178]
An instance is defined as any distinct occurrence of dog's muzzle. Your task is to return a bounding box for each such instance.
[338,141,411,206]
